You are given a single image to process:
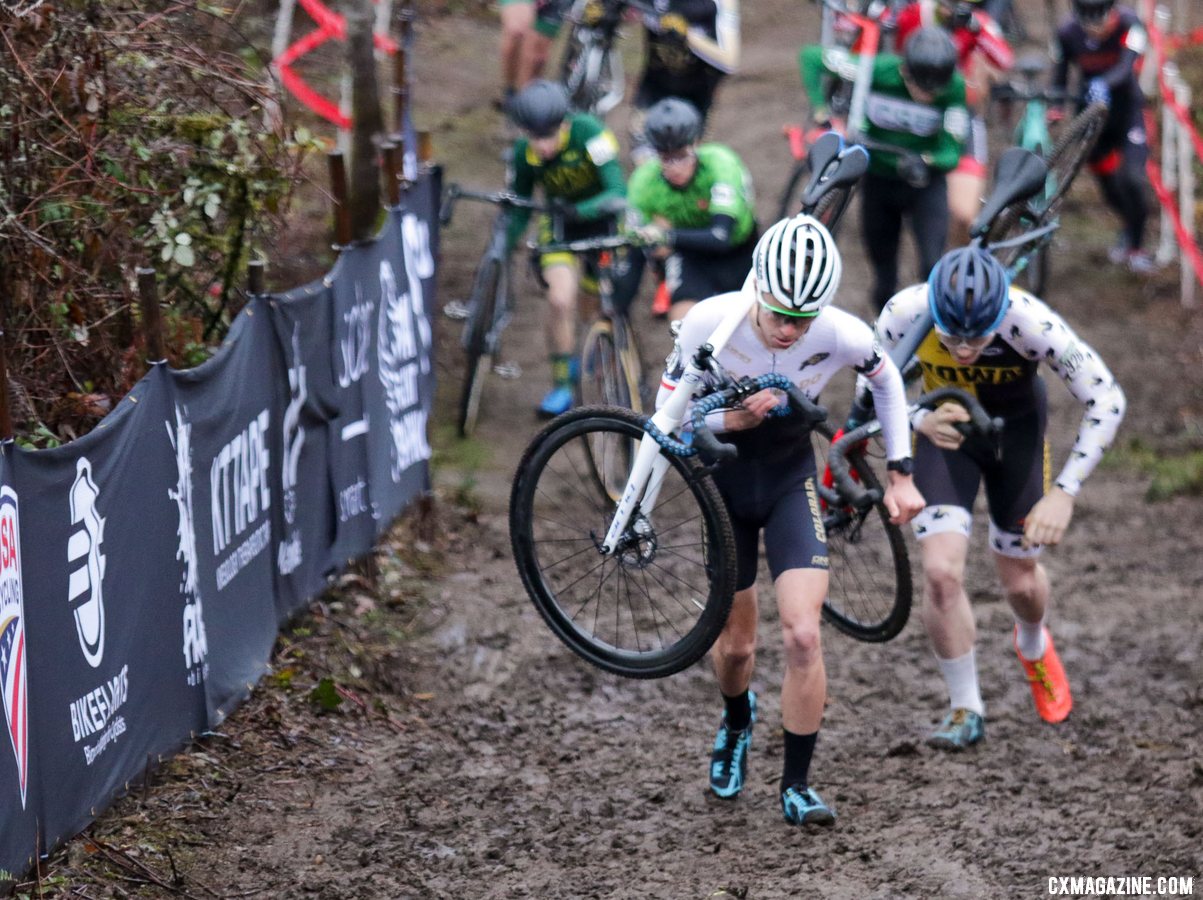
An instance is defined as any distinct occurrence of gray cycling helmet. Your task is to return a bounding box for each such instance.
[507,80,570,138]
[927,246,1011,337]
[902,26,958,94]
[644,98,703,154]
[1071,0,1114,24]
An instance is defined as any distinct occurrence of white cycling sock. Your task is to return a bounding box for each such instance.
[936,649,984,717]
[1014,614,1047,661]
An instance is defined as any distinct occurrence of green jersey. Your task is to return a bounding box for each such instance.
[506,114,626,249]
[799,45,969,178]
[627,143,756,245]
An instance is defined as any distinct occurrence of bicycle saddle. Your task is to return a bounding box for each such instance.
[970,147,1048,238]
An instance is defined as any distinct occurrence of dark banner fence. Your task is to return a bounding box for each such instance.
[0,171,441,878]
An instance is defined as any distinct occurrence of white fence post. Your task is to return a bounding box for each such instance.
[1173,74,1196,307]
[1156,60,1179,267]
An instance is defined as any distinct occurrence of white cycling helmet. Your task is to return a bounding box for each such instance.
[753,214,842,316]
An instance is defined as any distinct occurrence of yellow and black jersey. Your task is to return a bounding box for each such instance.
[873,282,1126,496]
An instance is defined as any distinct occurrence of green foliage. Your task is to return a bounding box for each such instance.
[1106,438,1203,502]
[0,2,323,446]
[309,677,344,712]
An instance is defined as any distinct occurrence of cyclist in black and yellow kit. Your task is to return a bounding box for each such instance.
[505,80,630,417]
[871,246,1125,749]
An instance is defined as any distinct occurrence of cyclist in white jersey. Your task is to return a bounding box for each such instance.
[656,215,925,826]
[870,245,1125,748]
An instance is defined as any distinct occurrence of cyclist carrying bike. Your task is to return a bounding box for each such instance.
[1051,0,1156,274]
[505,80,632,418]
[895,0,1015,246]
[627,98,758,323]
[625,0,741,165]
[801,26,970,312]
[870,246,1125,749]
[656,215,925,825]
[498,0,568,111]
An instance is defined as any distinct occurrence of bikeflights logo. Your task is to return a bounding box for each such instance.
[0,487,29,808]
[167,405,208,686]
[68,458,107,668]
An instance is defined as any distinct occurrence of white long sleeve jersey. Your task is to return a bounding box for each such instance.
[656,289,912,462]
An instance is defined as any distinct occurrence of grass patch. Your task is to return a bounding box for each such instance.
[1105,438,1203,501]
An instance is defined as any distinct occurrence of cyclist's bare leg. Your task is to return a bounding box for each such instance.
[993,553,1050,632]
[711,585,759,697]
[500,2,536,97]
[775,568,829,734]
[947,169,985,249]
[519,31,554,85]
[668,299,697,323]
[543,262,579,356]
[918,531,976,660]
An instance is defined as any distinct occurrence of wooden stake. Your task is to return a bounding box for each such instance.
[382,142,401,206]
[328,150,353,248]
[0,323,13,441]
[136,267,166,363]
[247,258,266,296]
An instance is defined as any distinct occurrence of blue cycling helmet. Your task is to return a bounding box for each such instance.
[927,246,1011,337]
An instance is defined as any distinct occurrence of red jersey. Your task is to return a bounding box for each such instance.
[895,1,1014,73]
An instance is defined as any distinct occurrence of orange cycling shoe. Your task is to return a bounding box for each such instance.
[1015,627,1073,724]
[651,280,672,319]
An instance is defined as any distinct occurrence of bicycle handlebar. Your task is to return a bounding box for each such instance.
[829,386,1002,509]
[440,184,548,226]
[989,82,1069,105]
[529,233,648,254]
[688,373,828,466]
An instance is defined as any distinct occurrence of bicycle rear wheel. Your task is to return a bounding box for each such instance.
[813,423,913,642]
[457,259,502,438]
[510,407,737,678]
[777,160,810,220]
[580,318,633,410]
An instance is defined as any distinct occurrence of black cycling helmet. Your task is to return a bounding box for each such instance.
[1072,0,1115,25]
[902,26,958,94]
[507,80,570,138]
[644,98,703,154]
[927,246,1011,337]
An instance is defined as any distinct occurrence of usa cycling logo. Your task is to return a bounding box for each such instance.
[68,458,107,668]
[0,486,29,808]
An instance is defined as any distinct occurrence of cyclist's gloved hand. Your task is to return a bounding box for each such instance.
[950,2,977,31]
[1086,77,1110,108]
[549,197,581,225]
[897,154,930,189]
[634,223,669,246]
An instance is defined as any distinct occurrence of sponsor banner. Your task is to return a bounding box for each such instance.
[0,459,38,879]
[166,306,281,724]
[4,366,206,862]
[268,280,340,620]
[364,177,439,530]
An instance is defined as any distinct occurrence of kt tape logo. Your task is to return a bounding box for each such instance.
[2,0,47,16]
[68,458,107,668]
[0,486,29,808]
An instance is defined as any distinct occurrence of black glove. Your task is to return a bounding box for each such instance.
[897,154,930,189]
[549,197,581,224]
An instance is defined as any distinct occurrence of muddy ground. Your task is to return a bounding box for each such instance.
[24,0,1203,897]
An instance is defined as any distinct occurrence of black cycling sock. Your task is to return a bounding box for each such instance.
[781,729,818,791]
[722,690,751,733]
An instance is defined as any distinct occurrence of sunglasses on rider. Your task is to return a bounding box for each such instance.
[935,329,994,351]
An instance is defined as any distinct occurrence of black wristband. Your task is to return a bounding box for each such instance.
[886,457,914,476]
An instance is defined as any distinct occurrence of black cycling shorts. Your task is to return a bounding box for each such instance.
[912,379,1049,549]
[665,234,756,305]
[709,447,829,592]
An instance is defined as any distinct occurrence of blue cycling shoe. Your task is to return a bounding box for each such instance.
[927,708,985,752]
[537,385,575,418]
[781,784,836,827]
[709,691,757,799]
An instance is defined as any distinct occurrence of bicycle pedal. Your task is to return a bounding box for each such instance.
[493,362,522,380]
[443,300,471,320]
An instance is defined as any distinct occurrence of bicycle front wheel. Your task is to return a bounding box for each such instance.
[510,407,737,678]
[813,423,913,642]
[1043,101,1108,214]
[777,160,810,221]
[457,259,501,438]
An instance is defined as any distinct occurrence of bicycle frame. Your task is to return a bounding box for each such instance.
[599,292,753,555]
